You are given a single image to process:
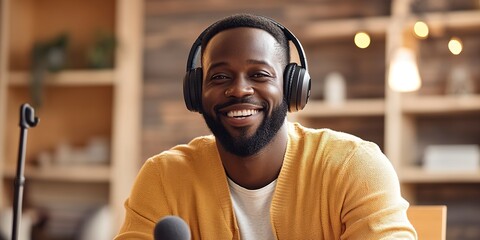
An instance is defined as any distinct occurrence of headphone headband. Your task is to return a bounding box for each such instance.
[186,17,308,71]
[265,17,308,70]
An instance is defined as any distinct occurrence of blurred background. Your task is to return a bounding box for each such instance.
[0,0,479,239]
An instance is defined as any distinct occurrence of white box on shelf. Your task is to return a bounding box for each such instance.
[423,144,480,172]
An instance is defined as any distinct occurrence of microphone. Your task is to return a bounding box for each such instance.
[154,216,191,240]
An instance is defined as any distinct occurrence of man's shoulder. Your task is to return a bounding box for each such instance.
[288,122,383,164]
[148,135,217,165]
[288,121,365,146]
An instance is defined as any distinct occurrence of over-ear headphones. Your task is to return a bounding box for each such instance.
[183,16,311,113]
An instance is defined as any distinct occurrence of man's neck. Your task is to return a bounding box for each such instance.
[217,123,288,190]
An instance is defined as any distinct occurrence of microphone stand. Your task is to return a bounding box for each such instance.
[11,104,39,240]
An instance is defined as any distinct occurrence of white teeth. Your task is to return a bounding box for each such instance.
[227,109,259,118]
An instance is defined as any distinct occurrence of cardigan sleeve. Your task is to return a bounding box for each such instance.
[114,157,171,240]
[337,142,417,240]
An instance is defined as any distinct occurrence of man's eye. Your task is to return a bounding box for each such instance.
[251,72,271,79]
[211,74,229,80]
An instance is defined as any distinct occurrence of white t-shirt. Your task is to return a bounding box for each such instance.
[227,178,277,240]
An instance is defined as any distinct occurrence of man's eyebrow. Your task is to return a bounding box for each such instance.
[246,59,272,66]
[207,62,228,71]
[207,60,273,70]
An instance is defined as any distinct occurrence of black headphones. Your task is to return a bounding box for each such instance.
[183,16,311,113]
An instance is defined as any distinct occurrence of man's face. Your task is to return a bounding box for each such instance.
[201,27,287,157]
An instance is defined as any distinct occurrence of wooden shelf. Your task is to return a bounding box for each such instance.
[399,166,480,183]
[8,70,115,86]
[3,165,111,183]
[414,10,480,34]
[294,99,385,117]
[402,95,480,115]
[299,16,390,41]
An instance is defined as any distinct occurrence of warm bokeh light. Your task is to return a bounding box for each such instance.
[354,31,371,49]
[413,21,429,39]
[448,37,463,55]
[388,48,422,92]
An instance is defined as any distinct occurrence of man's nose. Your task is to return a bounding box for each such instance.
[224,77,254,98]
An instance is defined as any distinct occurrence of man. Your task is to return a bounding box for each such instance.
[115,14,417,239]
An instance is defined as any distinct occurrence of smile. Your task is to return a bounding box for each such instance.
[227,109,259,118]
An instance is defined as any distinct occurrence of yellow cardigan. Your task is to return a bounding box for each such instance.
[115,122,417,239]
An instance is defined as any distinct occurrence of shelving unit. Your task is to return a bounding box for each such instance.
[285,0,480,238]
[392,1,480,239]
[0,0,143,239]
[290,2,389,151]
[399,166,480,183]
[387,2,480,178]
[293,99,385,117]
[290,0,480,189]
[8,70,116,86]
[298,16,390,41]
[401,94,480,114]
[2,164,111,183]
[395,95,480,186]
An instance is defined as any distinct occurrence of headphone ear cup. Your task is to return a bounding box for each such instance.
[283,63,296,111]
[284,63,311,112]
[183,71,194,111]
[183,68,203,112]
[297,69,311,111]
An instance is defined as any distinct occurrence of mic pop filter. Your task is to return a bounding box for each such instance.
[154,215,191,240]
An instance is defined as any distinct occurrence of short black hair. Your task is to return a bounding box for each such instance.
[200,14,290,66]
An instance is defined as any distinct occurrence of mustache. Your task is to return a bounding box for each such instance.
[213,97,267,112]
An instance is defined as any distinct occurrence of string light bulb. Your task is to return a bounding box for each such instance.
[388,48,422,92]
[354,31,371,49]
[448,37,463,55]
[413,20,429,39]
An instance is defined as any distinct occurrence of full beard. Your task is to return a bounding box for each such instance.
[202,98,288,157]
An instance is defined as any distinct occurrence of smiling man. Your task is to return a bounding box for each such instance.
[115,14,417,240]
